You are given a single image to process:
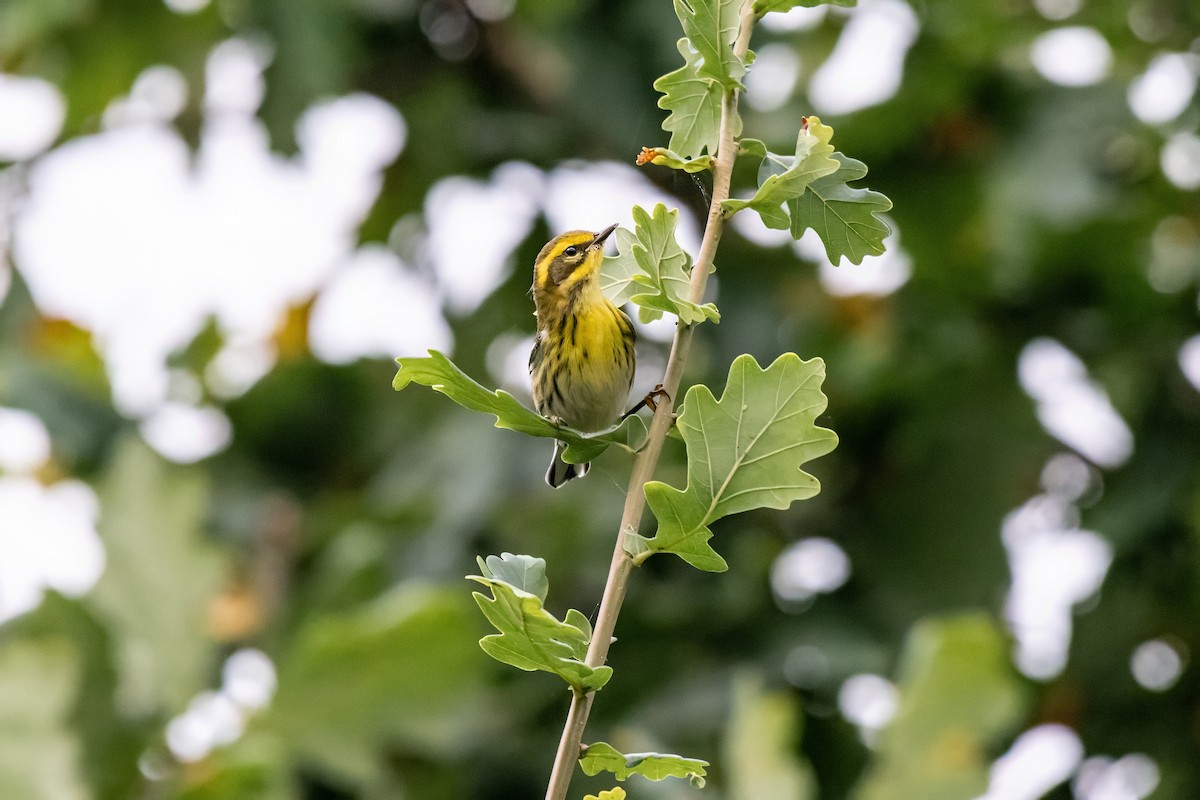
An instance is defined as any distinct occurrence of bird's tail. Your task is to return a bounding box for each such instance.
[545,440,590,488]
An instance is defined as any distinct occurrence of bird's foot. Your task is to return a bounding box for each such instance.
[621,384,671,420]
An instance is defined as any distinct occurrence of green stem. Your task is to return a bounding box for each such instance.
[542,5,758,799]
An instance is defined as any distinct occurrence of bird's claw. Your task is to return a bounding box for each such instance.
[643,384,670,414]
[621,384,671,420]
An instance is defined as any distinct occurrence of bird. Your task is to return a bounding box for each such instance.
[529,224,636,488]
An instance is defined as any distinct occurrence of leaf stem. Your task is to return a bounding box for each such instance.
[542,5,758,798]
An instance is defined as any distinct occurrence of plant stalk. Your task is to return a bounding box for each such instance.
[543,5,758,799]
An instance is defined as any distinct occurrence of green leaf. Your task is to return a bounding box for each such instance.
[175,734,295,800]
[723,118,892,264]
[0,639,88,800]
[581,742,709,785]
[583,789,627,800]
[564,608,594,644]
[753,0,856,13]
[725,672,817,800]
[600,204,719,326]
[639,353,838,571]
[476,552,549,603]
[598,227,642,308]
[854,615,1028,800]
[269,586,486,785]
[8,596,143,800]
[653,38,723,157]
[468,560,612,693]
[721,116,839,229]
[86,436,225,716]
[638,145,716,173]
[673,0,746,88]
[0,0,94,61]
[393,350,647,464]
[738,137,768,159]
[788,152,893,265]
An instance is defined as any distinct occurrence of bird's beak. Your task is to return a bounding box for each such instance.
[590,223,619,250]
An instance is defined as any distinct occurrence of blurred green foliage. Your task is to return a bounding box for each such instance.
[856,616,1026,800]
[2,0,1199,799]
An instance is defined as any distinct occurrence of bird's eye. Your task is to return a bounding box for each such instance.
[564,246,579,257]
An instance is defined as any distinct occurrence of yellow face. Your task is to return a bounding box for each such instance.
[533,224,618,298]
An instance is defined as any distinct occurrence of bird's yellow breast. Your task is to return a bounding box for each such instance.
[556,300,634,430]
[532,285,634,430]
[570,299,627,364]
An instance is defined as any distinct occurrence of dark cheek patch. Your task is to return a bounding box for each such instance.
[551,258,574,285]
[551,254,589,286]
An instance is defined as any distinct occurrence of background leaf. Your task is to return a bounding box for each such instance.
[0,639,88,800]
[724,672,817,800]
[853,615,1028,800]
[639,353,838,570]
[268,586,486,785]
[85,437,224,716]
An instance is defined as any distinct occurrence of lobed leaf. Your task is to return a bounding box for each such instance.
[721,116,839,229]
[583,789,627,800]
[581,742,709,786]
[787,152,892,265]
[723,117,892,265]
[738,136,768,159]
[637,353,838,571]
[600,204,719,326]
[468,559,612,693]
[393,350,647,464]
[598,227,643,308]
[476,552,548,603]
[673,0,746,89]
[754,0,856,13]
[637,145,715,174]
[653,39,724,158]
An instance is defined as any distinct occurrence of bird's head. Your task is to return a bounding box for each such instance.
[532,224,618,304]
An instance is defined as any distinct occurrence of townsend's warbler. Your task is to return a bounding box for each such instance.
[529,224,636,487]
